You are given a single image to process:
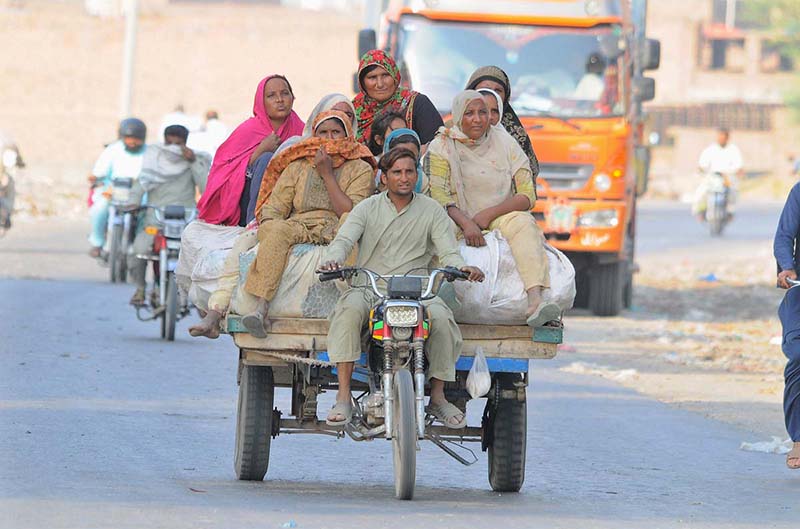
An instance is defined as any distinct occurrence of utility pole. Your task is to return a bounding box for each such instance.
[119,0,138,118]
[725,0,737,29]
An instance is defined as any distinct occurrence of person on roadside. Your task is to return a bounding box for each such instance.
[127,125,210,306]
[693,128,743,221]
[188,95,361,339]
[426,90,556,327]
[466,66,541,182]
[318,147,484,428]
[187,110,230,159]
[196,75,305,227]
[773,182,800,470]
[353,50,443,149]
[87,118,148,258]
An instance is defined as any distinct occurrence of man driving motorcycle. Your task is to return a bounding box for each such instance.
[693,128,743,221]
[126,124,210,306]
[88,118,148,257]
[318,147,484,428]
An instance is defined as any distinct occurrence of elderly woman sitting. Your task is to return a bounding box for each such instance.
[426,90,558,327]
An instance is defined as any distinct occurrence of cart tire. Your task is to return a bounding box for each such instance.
[109,224,122,283]
[488,378,527,492]
[165,273,178,341]
[234,365,274,481]
[392,369,416,500]
[589,261,623,317]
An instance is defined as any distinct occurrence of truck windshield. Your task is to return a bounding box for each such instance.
[396,15,624,118]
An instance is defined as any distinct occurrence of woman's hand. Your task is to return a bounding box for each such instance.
[314,147,334,178]
[461,218,486,247]
[258,133,282,154]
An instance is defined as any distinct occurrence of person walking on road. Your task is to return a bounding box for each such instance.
[773,182,800,469]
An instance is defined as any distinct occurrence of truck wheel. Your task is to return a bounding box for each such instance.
[573,269,590,309]
[488,376,527,492]
[234,365,274,481]
[164,272,178,341]
[589,261,623,316]
[623,271,633,309]
[108,224,122,283]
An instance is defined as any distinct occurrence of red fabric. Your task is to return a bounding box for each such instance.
[197,75,305,226]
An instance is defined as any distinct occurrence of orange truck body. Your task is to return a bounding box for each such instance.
[365,0,658,315]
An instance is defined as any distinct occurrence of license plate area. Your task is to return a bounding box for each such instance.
[545,203,577,233]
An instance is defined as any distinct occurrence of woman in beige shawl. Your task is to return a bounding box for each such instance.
[426,90,558,327]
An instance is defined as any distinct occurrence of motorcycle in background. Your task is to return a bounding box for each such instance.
[704,171,732,237]
[134,204,196,341]
[0,142,23,235]
[105,176,136,282]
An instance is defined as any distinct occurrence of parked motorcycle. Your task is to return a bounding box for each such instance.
[0,143,23,235]
[317,266,469,499]
[134,205,196,341]
[103,176,136,282]
[704,171,731,237]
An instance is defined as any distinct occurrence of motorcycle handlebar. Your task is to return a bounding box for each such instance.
[316,266,469,299]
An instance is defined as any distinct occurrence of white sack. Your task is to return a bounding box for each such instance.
[231,243,342,319]
[176,220,244,308]
[466,347,491,399]
[453,230,575,325]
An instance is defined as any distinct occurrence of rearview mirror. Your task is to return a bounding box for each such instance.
[633,76,656,102]
[641,38,660,70]
[358,29,377,60]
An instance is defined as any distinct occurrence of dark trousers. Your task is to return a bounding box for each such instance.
[778,286,800,441]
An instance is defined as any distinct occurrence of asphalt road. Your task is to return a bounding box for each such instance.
[0,202,796,528]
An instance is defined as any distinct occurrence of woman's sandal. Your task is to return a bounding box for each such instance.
[426,401,466,429]
[326,400,353,427]
[787,444,800,470]
[526,302,561,328]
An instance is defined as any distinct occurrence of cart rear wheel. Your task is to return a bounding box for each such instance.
[392,369,416,500]
[488,376,527,492]
[234,364,274,481]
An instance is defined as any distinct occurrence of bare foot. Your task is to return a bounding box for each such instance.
[188,310,222,339]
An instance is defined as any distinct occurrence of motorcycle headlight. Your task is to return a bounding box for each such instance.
[593,173,611,192]
[577,209,619,228]
[385,305,420,328]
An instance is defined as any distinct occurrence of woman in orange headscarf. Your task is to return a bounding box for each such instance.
[238,110,376,336]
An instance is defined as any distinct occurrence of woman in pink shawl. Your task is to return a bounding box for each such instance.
[197,75,305,226]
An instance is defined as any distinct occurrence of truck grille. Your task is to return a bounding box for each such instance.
[538,163,594,191]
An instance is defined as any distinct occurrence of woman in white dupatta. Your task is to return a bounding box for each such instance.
[426,90,558,327]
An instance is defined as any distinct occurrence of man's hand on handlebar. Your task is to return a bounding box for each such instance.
[318,260,341,272]
[778,269,797,289]
[461,266,484,282]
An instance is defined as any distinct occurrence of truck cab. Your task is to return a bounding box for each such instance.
[359,0,660,316]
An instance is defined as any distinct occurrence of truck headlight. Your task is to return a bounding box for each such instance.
[385,305,419,328]
[593,173,611,192]
[577,209,619,228]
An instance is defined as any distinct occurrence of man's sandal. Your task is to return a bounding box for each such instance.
[787,444,800,470]
[326,401,353,427]
[426,401,466,429]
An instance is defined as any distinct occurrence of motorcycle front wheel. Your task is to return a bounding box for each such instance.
[392,368,416,500]
[108,223,123,283]
[164,272,178,341]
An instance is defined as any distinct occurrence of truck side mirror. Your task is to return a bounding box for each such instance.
[633,76,656,102]
[641,38,660,70]
[358,29,377,59]
[634,145,651,197]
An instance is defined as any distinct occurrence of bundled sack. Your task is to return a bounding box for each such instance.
[453,230,575,325]
[230,243,342,319]
[176,219,244,307]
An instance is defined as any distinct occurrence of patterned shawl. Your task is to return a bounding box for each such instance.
[253,110,376,218]
[352,49,418,144]
[466,66,540,182]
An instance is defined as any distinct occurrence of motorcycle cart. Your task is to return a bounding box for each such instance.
[224,266,562,500]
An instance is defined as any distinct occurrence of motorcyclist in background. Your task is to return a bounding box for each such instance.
[0,131,24,231]
[88,118,147,258]
[692,128,743,222]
